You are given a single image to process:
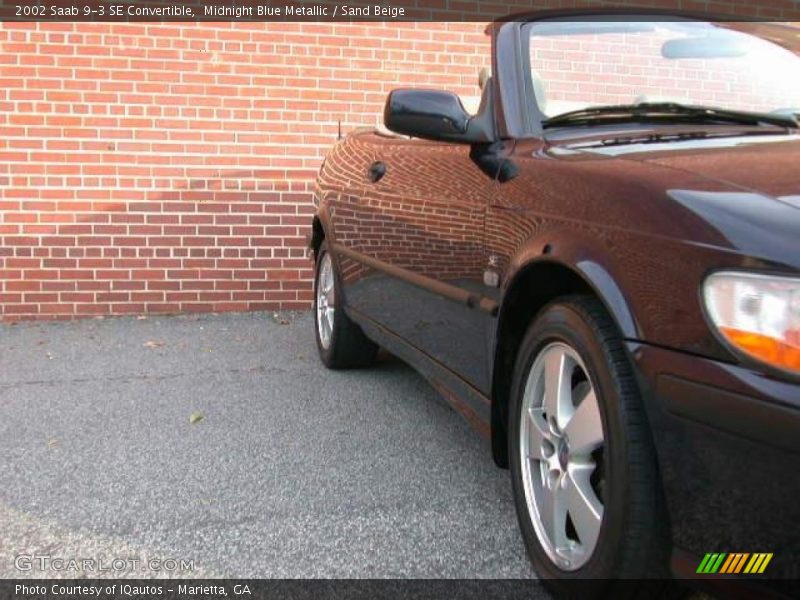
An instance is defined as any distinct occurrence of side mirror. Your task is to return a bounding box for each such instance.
[384,88,493,144]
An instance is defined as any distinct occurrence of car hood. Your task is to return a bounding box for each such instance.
[542,130,800,269]
[572,132,800,209]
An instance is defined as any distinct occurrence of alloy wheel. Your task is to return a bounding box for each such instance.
[316,253,335,350]
[519,341,606,571]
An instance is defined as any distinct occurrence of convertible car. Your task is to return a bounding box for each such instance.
[309,10,800,598]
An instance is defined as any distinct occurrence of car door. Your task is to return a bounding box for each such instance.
[333,130,493,393]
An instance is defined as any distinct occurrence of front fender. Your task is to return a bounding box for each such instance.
[502,229,641,341]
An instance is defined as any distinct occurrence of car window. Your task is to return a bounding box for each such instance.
[526,20,800,119]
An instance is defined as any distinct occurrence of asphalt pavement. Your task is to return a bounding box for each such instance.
[0,312,537,579]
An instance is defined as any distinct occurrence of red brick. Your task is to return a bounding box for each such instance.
[0,20,490,320]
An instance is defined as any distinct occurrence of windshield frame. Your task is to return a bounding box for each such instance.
[518,15,800,135]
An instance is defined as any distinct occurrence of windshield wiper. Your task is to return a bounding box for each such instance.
[543,102,799,130]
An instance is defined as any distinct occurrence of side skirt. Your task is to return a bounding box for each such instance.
[346,306,492,439]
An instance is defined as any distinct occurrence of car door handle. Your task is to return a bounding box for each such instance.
[367,161,386,183]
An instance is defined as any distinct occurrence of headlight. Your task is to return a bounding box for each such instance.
[703,271,800,374]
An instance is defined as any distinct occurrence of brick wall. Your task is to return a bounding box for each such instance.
[0,21,489,320]
[1,17,798,321]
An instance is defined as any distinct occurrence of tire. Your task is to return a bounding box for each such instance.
[508,295,670,599]
[313,241,378,369]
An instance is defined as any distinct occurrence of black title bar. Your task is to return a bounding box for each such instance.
[3,0,800,22]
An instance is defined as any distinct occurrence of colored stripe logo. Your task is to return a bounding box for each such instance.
[697,552,773,574]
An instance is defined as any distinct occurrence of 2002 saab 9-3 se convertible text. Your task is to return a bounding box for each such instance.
[309,10,800,597]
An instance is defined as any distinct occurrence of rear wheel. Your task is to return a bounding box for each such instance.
[509,295,669,597]
[314,241,378,369]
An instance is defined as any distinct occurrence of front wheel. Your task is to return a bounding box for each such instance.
[313,241,378,369]
[509,295,668,597]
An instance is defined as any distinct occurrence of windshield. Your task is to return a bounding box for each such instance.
[526,20,800,121]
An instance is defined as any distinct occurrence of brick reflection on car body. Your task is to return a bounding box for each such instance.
[310,9,800,598]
